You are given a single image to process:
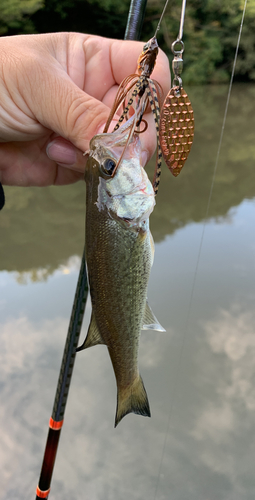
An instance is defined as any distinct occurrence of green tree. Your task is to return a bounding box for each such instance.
[31,0,130,38]
[144,0,254,84]
[0,0,43,35]
[1,0,254,84]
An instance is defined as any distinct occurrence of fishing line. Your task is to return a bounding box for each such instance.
[154,0,170,37]
[153,1,248,498]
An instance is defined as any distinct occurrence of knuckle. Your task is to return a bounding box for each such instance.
[65,96,109,147]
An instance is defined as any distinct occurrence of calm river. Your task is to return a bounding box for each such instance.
[1,84,255,499]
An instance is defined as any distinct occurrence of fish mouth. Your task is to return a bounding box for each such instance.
[106,181,152,198]
[108,182,155,228]
[108,194,155,229]
[111,213,146,230]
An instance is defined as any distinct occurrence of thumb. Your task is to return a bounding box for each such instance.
[22,59,111,152]
[46,120,119,173]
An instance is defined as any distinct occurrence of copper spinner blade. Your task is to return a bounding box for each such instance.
[159,87,194,177]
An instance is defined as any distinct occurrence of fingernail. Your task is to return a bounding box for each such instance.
[46,140,76,165]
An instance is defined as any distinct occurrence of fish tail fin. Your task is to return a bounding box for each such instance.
[115,375,151,427]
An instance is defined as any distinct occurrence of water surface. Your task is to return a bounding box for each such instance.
[1,84,255,499]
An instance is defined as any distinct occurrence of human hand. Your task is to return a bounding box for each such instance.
[0,33,170,187]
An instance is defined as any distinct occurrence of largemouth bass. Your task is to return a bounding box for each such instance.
[78,118,164,427]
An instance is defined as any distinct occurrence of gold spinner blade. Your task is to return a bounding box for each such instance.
[159,87,194,177]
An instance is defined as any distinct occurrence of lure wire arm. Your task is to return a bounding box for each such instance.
[106,57,163,194]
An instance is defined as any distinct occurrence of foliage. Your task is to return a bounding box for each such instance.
[30,0,131,39]
[0,0,254,83]
[0,0,43,35]
[144,0,255,84]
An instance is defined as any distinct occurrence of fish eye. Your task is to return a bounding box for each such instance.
[100,158,116,177]
[143,43,149,51]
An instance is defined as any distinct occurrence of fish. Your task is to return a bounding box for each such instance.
[77,117,165,427]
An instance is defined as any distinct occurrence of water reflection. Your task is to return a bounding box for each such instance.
[157,303,255,500]
[1,84,255,499]
[1,84,255,274]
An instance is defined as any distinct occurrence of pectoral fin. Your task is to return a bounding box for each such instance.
[76,311,105,351]
[142,301,166,332]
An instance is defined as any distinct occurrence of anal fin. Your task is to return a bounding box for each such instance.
[76,311,105,352]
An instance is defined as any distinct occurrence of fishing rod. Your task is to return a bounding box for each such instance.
[35,1,148,498]
[125,0,147,40]
[35,251,88,499]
